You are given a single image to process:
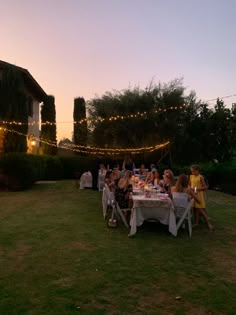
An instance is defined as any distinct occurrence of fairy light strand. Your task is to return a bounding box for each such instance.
[0,103,186,126]
[58,141,170,153]
[1,93,236,126]
[0,126,170,155]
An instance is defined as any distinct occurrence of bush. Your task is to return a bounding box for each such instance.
[173,160,236,195]
[0,153,37,191]
[26,154,47,181]
[43,155,63,180]
[59,156,98,179]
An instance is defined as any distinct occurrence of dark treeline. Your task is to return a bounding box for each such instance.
[84,79,236,165]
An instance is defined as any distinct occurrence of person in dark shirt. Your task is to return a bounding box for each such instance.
[122,155,135,172]
[90,158,102,190]
[115,170,133,209]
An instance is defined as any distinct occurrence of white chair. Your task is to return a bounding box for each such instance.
[102,184,115,219]
[173,193,194,237]
[80,171,93,189]
[98,171,106,192]
[102,184,130,228]
[114,203,129,229]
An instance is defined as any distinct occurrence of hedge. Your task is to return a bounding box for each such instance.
[0,153,37,191]
[172,161,236,195]
[0,153,235,195]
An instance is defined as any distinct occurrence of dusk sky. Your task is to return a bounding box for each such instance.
[1,0,236,140]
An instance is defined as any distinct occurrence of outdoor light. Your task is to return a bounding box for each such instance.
[31,140,36,146]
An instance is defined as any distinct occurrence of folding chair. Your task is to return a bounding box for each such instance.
[98,173,106,192]
[102,184,115,219]
[114,202,130,229]
[175,197,194,237]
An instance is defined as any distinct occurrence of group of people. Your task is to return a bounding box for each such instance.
[80,154,214,231]
[172,166,214,231]
[98,155,214,231]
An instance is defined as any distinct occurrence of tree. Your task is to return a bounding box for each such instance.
[88,80,187,163]
[170,91,201,164]
[73,97,88,147]
[87,81,235,164]
[58,137,73,146]
[40,95,57,155]
[230,103,236,156]
[209,99,232,161]
[0,66,28,152]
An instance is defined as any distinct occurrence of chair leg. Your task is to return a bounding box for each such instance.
[111,205,116,221]
[116,207,129,228]
[187,213,192,237]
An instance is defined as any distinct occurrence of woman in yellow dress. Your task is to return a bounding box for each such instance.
[189,165,214,231]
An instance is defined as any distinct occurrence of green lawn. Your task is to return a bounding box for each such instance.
[0,180,236,315]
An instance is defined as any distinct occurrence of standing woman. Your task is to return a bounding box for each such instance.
[122,155,135,172]
[189,164,214,231]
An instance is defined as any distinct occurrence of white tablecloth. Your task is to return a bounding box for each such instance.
[129,194,177,236]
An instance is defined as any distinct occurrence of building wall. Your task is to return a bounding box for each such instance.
[27,99,40,153]
[0,64,45,155]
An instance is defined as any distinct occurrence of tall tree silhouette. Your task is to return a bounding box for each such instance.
[73,97,88,148]
[41,95,57,155]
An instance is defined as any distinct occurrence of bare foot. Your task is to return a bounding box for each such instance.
[208,223,215,231]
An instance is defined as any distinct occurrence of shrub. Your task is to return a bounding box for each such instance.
[43,155,63,180]
[0,153,37,191]
[173,160,236,195]
[59,156,97,179]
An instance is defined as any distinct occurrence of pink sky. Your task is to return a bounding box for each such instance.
[1,0,236,140]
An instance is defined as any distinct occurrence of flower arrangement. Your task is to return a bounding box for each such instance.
[138,181,144,189]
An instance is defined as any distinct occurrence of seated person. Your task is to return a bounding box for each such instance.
[145,168,161,187]
[171,174,200,209]
[160,169,175,198]
[149,163,156,171]
[115,170,133,209]
[139,164,148,176]
[112,163,121,179]
[104,170,117,192]
[112,169,120,184]
[80,171,93,189]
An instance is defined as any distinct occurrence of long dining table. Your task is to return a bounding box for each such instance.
[129,192,177,237]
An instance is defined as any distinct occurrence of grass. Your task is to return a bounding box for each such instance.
[0,180,236,315]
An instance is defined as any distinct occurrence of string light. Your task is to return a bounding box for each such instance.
[59,141,170,154]
[0,103,186,126]
[1,93,236,127]
[58,141,170,153]
[206,93,236,103]
[1,126,170,156]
